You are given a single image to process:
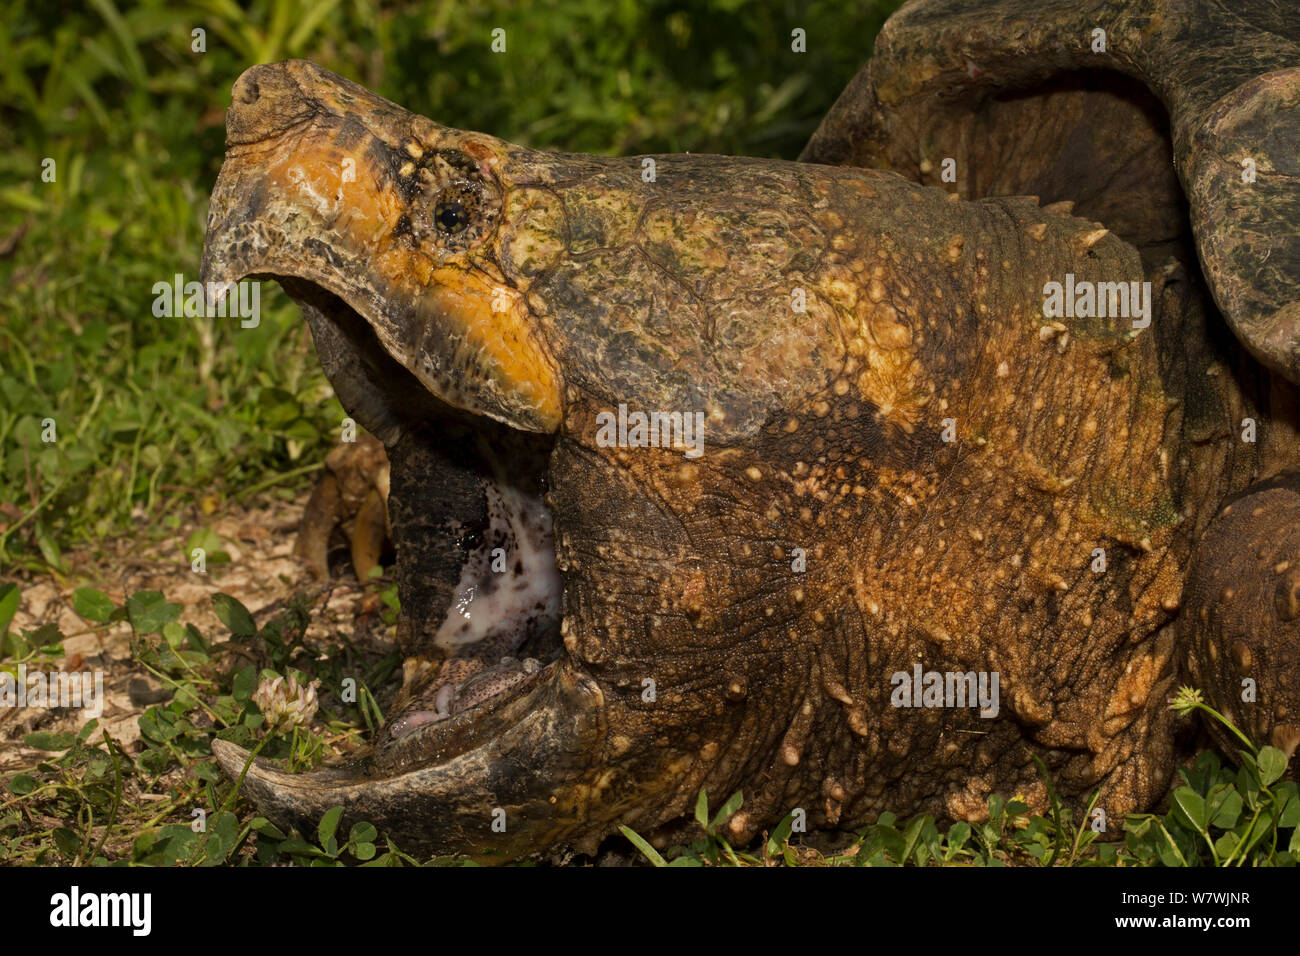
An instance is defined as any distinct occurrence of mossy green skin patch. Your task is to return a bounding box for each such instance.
[203,20,1300,863]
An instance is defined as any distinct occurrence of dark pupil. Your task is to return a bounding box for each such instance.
[436,201,467,233]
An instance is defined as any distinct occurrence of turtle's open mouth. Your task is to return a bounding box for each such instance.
[201,266,608,856]
[277,277,568,767]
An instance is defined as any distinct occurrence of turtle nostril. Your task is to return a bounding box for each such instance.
[231,64,276,108]
[225,63,315,144]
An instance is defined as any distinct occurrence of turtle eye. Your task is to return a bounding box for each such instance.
[419,159,497,246]
[434,198,468,234]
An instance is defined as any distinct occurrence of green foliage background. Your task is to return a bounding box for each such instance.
[0,0,903,567]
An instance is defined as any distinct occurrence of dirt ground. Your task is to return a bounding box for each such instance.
[0,487,375,776]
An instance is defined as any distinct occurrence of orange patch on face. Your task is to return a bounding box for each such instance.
[425,267,562,431]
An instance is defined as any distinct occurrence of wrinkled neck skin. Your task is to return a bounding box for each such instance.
[534,165,1192,846]
[203,62,1280,857]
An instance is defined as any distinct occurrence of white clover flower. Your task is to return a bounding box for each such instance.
[253,672,320,733]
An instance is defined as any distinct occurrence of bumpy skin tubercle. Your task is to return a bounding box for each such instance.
[203,12,1300,864]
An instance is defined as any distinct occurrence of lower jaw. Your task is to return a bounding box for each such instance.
[212,656,611,859]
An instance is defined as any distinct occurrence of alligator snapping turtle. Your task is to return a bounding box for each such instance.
[202,0,1300,860]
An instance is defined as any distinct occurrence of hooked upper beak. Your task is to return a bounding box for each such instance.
[200,60,563,435]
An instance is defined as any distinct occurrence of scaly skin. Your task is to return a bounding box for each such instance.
[202,58,1298,859]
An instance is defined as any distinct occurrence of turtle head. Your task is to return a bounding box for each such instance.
[202,61,851,857]
[202,59,560,434]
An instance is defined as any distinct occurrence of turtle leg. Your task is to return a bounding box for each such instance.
[349,487,391,582]
[293,470,342,578]
[294,433,393,580]
[1181,469,1300,767]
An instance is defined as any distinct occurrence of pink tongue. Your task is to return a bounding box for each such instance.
[431,441,561,658]
[389,710,442,738]
[389,659,540,739]
[390,683,456,739]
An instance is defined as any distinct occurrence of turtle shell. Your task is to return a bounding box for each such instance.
[802,0,1300,386]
